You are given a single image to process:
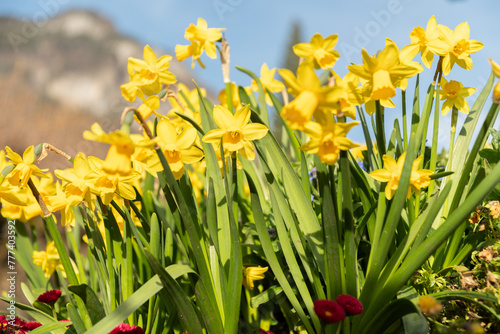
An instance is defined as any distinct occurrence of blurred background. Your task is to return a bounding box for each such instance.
[0,0,499,169]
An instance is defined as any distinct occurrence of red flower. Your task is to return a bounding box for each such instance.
[313,299,345,323]
[109,323,145,334]
[36,290,62,304]
[259,329,275,334]
[336,294,363,315]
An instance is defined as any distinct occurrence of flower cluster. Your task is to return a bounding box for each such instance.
[0,315,41,334]
[314,295,363,324]
[369,152,433,200]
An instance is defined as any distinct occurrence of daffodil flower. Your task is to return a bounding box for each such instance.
[242,266,268,290]
[293,33,340,69]
[427,22,484,76]
[348,42,422,102]
[126,45,177,96]
[438,77,476,115]
[33,241,66,278]
[83,123,155,176]
[156,119,204,180]
[300,118,359,165]
[137,95,160,120]
[202,105,268,160]
[5,146,49,189]
[489,58,500,103]
[175,18,225,68]
[369,153,433,200]
[401,16,440,69]
[279,62,343,130]
[251,63,285,105]
[43,182,77,227]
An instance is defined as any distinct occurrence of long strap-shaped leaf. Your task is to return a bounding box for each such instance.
[85,264,196,334]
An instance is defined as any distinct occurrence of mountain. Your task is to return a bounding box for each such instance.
[0,10,194,169]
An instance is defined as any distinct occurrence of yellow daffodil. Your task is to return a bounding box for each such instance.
[329,71,366,119]
[0,184,30,206]
[369,153,433,200]
[401,16,440,69]
[387,39,423,91]
[32,241,78,278]
[219,82,247,110]
[427,22,484,76]
[120,72,146,103]
[43,182,77,227]
[175,18,225,68]
[489,58,500,103]
[202,105,268,160]
[350,144,367,161]
[5,146,49,189]
[300,117,359,165]
[83,123,155,176]
[418,296,443,316]
[293,33,340,69]
[438,77,476,115]
[348,42,422,101]
[125,45,177,97]
[55,153,94,205]
[137,95,160,120]
[1,191,42,222]
[242,266,268,290]
[130,133,164,176]
[86,156,141,205]
[156,119,204,180]
[279,62,343,130]
[251,63,285,105]
[167,84,204,133]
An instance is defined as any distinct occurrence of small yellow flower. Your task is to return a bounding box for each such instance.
[83,123,155,176]
[427,21,484,76]
[279,62,343,130]
[438,77,476,116]
[33,241,65,278]
[300,118,359,165]
[293,33,340,69]
[202,105,268,160]
[218,82,247,110]
[126,45,177,96]
[175,18,225,68]
[251,63,284,105]
[401,16,440,69]
[489,58,500,103]
[242,266,268,290]
[418,296,443,316]
[43,182,77,227]
[5,146,49,189]
[369,153,433,200]
[137,95,160,120]
[156,119,204,180]
[348,42,422,101]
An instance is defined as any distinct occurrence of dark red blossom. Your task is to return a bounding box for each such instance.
[21,321,42,330]
[36,290,62,304]
[313,299,345,323]
[109,323,145,334]
[259,329,275,334]
[336,294,363,315]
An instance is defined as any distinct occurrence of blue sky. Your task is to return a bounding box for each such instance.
[2,0,500,146]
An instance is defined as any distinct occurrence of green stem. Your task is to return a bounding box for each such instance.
[225,82,234,112]
[428,83,441,195]
[402,90,408,150]
[448,107,459,170]
[375,100,387,157]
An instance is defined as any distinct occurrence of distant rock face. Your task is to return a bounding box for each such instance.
[0,10,195,169]
[0,9,193,116]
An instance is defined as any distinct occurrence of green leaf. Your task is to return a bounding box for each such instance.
[29,320,74,334]
[143,251,204,333]
[250,286,283,309]
[479,148,500,165]
[85,264,196,334]
[68,284,105,325]
[360,298,419,334]
[398,286,429,334]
